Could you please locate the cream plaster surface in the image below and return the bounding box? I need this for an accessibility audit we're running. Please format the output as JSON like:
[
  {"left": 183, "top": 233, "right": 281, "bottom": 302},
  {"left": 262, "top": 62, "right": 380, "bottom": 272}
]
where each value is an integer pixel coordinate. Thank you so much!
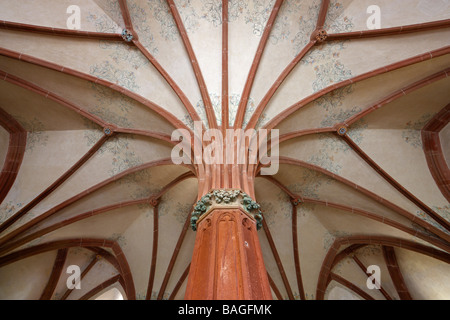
[
  {"left": 357, "top": 78, "right": 450, "bottom": 221},
  {"left": 0, "top": 55, "right": 176, "bottom": 135},
  {"left": 276, "top": 54, "right": 450, "bottom": 134},
  {"left": 1, "top": 130, "right": 94, "bottom": 233},
  {"left": 395, "top": 247, "right": 450, "bottom": 300},
  {"left": 334, "top": 0, "right": 450, "bottom": 31},
  {"left": 263, "top": 30, "right": 450, "bottom": 123},
  {"left": 0, "top": 0, "right": 449, "bottom": 300},
  {"left": 0, "top": 251, "right": 56, "bottom": 299},
  {"left": 331, "top": 256, "right": 386, "bottom": 300},
  {"left": 326, "top": 284, "right": 361, "bottom": 300},
  {"left": 278, "top": 135, "right": 431, "bottom": 224},
  {"left": 0, "top": 30, "right": 189, "bottom": 122},
  {"left": 27, "top": 135, "right": 177, "bottom": 230},
  {"left": 33, "top": 165, "right": 190, "bottom": 233},
  {"left": 0, "top": 0, "right": 122, "bottom": 32},
  {"left": 354, "top": 245, "right": 401, "bottom": 300}
]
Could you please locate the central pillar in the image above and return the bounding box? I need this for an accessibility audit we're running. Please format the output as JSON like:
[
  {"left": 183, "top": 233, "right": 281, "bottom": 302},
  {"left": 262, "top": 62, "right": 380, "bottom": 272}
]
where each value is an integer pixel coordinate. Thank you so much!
[{"left": 185, "top": 190, "right": 272, "bottom": 300}]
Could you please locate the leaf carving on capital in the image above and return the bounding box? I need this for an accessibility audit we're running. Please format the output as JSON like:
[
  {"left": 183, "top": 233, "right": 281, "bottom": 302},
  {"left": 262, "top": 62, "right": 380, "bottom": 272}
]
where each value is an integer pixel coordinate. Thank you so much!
[{"left": 191, "top": 189, "right": 264, "bottom": 231}]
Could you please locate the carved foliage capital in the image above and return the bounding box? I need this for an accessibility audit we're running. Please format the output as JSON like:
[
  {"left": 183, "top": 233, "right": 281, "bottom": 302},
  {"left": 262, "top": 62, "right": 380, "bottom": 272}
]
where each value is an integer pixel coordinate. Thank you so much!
[{"left": 191, "top": 189, "right": 263, "bottom": 231}]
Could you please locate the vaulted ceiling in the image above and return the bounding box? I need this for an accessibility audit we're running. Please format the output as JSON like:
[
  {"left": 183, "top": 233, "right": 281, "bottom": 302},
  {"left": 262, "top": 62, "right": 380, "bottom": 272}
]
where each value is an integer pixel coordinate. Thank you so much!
[{"left": 0, "top": 0, "right": 449, "bottom": 300}]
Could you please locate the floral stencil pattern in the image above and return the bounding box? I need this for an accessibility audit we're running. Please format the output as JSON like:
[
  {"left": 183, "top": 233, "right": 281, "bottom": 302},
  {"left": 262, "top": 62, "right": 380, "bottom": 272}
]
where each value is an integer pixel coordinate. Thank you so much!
[
  {"left": 109, "top": 232, "right": 127, "bottom": 247},
  {"left": 229, "top": 93, "right": 254, "bottom": 127},
  {"left": 308, "top": 152, "right": 343, "bottom": 175},
  {"left": 433, "top": 205, "right": 450, "bottom": 222},
  {"left": 314, "top": 85, "right": 355, "bottom": 112},
  {"left": 83, "top": 129, "right": 149, "bottom": 185},
  {"left": 0, "top": 201, "right": 23, "bottom": 224},
  {"left": 91, "top": 0, "right": 123, "bottom": 28},
  {"left": 244, "top": 0, "right": 276, "bottom": 37},
  {"left": 288, "top": 168, "right": 335, "bottom": 199},
  {"left": 415, "top": 210, "right": 447, "bottom": 233},
  {"left": 14, "top": 117, "right": 49, "bottom": 152},
  {"left": 86, "top": 12, "right": 119, "bottom": 34},
  {"left": 126, "top": 1, "right": 158, "bottom": 53},
  {"left": 88, "top": 8, "right": 151, "bottom": 72},
  {"left": 149, "top": 291, "right": 170, "bottom": 300},
  {"left": 201, "top": 0, "right": 248, "bottom": 26},
  {"left": 90, "top": 61, "right": 140, "bottom": 92},
  {"left": 91, "top": 83, "right": 137, "bottom": 115},
  {"left": 194, "top": 93, "right": 222, "bottom": 127},
  {"left": 312, "top": 61, "right": 352, "bottom": 93},
  {"left": 297, "top": 1, "right": 354, "bottom": 93},
  {"left": 158, "top": 199, "right": 194, "bottom": 224},
  {"left": 323, "top": 230, "right": 351, "bottom": 250},
  {"left": 259, "top": 189, "right": 291, "bottom": 226},
  {"left": 228, "top": 93, "right": 268, "bottom": 128},
  {"left": 402, "top": 113, "right": 434, "bottom": 148},
  {"left": 148, "top": 0, "right": 200, "bottom": 41}
]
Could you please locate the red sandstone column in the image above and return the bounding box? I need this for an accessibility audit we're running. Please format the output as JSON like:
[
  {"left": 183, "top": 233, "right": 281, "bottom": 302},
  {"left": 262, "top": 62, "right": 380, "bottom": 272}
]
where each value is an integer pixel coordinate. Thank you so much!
[{"left": 185, "top": 208, "right": 272, "bottom": 300}]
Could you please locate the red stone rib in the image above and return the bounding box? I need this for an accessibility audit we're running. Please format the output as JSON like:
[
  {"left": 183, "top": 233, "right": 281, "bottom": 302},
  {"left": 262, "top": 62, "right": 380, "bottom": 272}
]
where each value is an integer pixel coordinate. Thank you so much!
[
  {"left": 157, "top": 210, "right": 192, "bottom": 300},
  {"left": 0, "top": 170, "right": 194, "bottom": 256},
  {"left": 291, "top": 204, "right": 306, "bottom": 300},
  {"left": 0, "top": 159, "right": 179, "bottom": 247},
  {"left": 329, "top": 272, "right": 375, "bottom": 300},
  {"left": 382, "top": 246, "right": 413, "bottom": 300},
  {"left": 278, "top": 157, "right": 450, "bottom": 242},
  {"left": 79, "top": 275, "right": 122, "bottom": 300},
  {"left": 266, "top": 271, "right": 284, "bottom": 300},
  {"left": 316, "top": 236, "right": 450, "bottom": 299},
  {"left": 222, "top": 0, "right": 229, "bottom": 132},
  {"left": 326, "top": 19, "right": 450, "bottom": 41},
  {"left": 422, "top": 104, "right": 450, "bottom": 202},
  {"left": 0, "top": 107, "right": 26, "bottom": 204},
  {"left": 40, "top": 248, "right": 68, "bottom": 300},
  {"left": 0, "top": 47, "right": 188, "bottom": 130},
  {"left": 261, "top": 217, "right": 294, "bottom": 300},
  {"left": 316, "top": 0, "right": 330, "bottom": 29},
  {"left": 352, "top": 255, "right": 393, "bottom": 300},
  {"left": 266, "top": 46, "right": 450, "bottom": 130},
  {"left": 341, "top": 134, "right": 450, "bottom": 232},
  {"left": 0, "top": 134, "right": 109, "bottom": 233},
  {"left": 145, "top": 201, "right": 159, "bottom": 300},
  {"left": 167, "top": 0, "right": 218, "bottom": 129},
  {"left": 0, "top": 238, "right": 135, "bottom": 299},
  {"left": 234, "top": 0, "right": 284, "bottom": 129},
  {"left": 60, "top": 254, "right": 99, "bottom": 300},
  {"left": 260, "top": 175, "right": 450, "bottom": 252},
  {"left": 118, "top": 0, "right": 133, "bottom": 31},
  {"left": 168, "top": 263, "right": 190, "bottom": 300},
  {"left": 0, "top": 20, "right": 124, "bottom": 41}
]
